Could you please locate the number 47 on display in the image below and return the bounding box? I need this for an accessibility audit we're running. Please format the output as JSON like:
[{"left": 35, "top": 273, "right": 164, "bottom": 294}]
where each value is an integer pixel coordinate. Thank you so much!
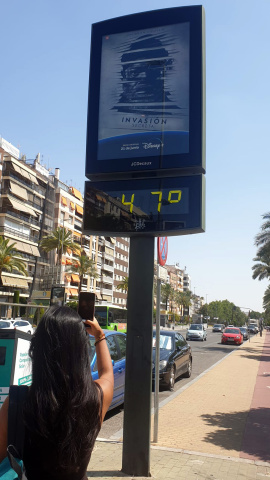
[{"left": 122, "top": 190, "right": 182, "bottom": 213}]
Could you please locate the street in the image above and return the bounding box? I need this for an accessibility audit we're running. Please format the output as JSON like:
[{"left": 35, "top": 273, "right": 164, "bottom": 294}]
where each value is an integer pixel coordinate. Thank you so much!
[{"left": 99, "top": 328, "right": 247, "bottom": 440}]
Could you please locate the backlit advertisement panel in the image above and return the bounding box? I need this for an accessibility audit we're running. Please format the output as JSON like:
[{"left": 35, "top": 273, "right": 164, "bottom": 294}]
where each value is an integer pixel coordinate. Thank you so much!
[
  {"left": 98, "top": 23, "right": 189, "bottom": 161},
  {"left": 86, "top": 6, "right": 205, "bottom": 180}
]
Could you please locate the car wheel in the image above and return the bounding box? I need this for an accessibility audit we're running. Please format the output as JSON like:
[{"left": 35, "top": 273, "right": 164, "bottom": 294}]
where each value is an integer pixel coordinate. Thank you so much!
[
  {"left": 27, "top": 330, "right": 31, "bottom": 334},
  {"left": 184, "top": 359, "right": 192, "bottom": 378},
  {"left": 168, "top": 365, "right": 175, "bottom": 391}
]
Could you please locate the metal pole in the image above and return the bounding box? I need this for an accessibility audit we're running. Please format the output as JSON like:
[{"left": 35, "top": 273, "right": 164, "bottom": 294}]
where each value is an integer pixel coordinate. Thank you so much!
[
  {"left": 59, "top": 221, "right": 65, "bottom": 284},
  {"left": 153, "top": 276, "right": 161, "bottom": 443},
  {"left": 122, "top": 236, "right": 154, "bottom": 477}
]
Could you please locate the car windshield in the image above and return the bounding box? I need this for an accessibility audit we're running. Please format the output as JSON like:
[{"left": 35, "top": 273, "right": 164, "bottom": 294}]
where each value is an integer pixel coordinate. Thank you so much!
[
  {"left": 153, "top": 334, "right": 173, "bottom": 350},
  {"left": 189, "top": 325, "right": 202, "bottom": 330},
  {"left": 240, "top": 328, "right": 247, "bottom": 332},
  {"left": 0, "top": 321, "right": 11, "bottom": 328},
  {"left": 214, "top": 324, "right": 221, "bottom": 328},
  {"left": 224, "top": 328, "right": 239, "bottom": 334}
]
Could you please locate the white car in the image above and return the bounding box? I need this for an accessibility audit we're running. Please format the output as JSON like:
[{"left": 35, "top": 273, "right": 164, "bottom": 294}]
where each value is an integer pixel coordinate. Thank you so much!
[
  {"left": 0, "top": 319, "right": 14, "bottom": 329},
  {"left": 13, "top": 320, "right": 33, "bottom": 335},
  {"left": 186, "top": 324, "right": 207, "bottom": 341}
]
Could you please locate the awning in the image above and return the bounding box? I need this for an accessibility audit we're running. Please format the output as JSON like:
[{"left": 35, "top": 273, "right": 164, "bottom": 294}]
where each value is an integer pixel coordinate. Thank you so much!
[
  {"left": 11, "top": 162, "right": 38, "bottom": 184},
  {"left": 12, "top": 241, "right": 26, "bottom": 253},
  {"left": 27, "top": 171, "right": 39, "bottom": 185},
  {"left": 73, "top": 232, "right": 81, "bottom": 238},
  {"left": 30, "top": 245, "right": 40, "bottom": 257},
  {"left": 71, "top": 187, "right": 83, "bottom": 201},
  {"left": 9, "top": 181, "right": 28, "bottom": 200},
  {"left": 65, "top": 274, "right": 71, "bottom": 282},
  {"left": 70, "top": 201, "right": 75, "bottom": 210},
  {"left": 66, "top": 258, "right": 73, "bottom": 265},
  {"left": 8, "top": 197, "right": 37, "bottom": 217},
  {"left": 96, "top": 194, "right": 106, "bottom": 203},
  {"left": 1, "top": 275, "right": 28, "bottom": 288},
  {"left": 61, "top": 258, "right": 66, "bottom": 265},
  {"left": 109, "top": 237, "right": 116, "bottom": 244},
  {"left": 69, "top": 288, "right": 78, "bottom": 296},
  {"left": 61, "top": 196, "right": 67, "bottom": 206},
  {"left": 95, "top": 292, "right": 102, "bottom": 300},
  {"left": 20, "top": 243, "right": 31, "bottom": 255},
  {"left": 66, "top": 248, "right": 72, "bottom": 255},
  {"left": 71, "top": 274, "right": 80, "bottom": 283},
  {"left": 75, "top": 205, "right": 83, "bottom": 215}
]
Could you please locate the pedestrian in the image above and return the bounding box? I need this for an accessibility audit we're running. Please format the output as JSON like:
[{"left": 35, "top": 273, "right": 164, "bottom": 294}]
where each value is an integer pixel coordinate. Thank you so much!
[{"left": 0, "top": 305, "right": 114, "bottom": 479}]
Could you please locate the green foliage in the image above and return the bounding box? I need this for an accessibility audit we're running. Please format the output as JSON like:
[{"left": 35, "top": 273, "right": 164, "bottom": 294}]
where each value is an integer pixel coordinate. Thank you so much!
[
  {"left": 116, "top": 276, "right": 129, "bottom": 293},
  {"left": 13, "top": 290, "right": 20, "bottom": 317},
  {"left": 39, "top": 227, "right": 80, "bottom": 264},
  {"left": 68, "top": 253, "right": 98, "bottom": 293},
  {"left": 34, "top": 305, "right": 45, "bottom": 325},
  {"left": 66, "top": 299, "right": 78, "bottom": 311},
  {"left": 0, "top": 237, "right": 27, "bottom": 277},
  {"left": 205, "top": 300, "right": 246, "bottom": 326}
]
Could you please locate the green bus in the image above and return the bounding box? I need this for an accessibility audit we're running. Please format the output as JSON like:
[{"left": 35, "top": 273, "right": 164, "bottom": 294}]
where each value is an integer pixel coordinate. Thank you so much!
[{"left": 95, "top": 305, "right": 128, "bottom": 333}]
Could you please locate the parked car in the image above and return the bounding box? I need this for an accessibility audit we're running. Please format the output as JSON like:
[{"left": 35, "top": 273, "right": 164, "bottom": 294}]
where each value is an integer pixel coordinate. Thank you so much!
[
  {"left": 212, "top": 324, "right": 225, "bottom": 333},
  {"left": 221, "top": 327, "right": 243, "bottom": 345},
  {"left": 248, "top": 325, "right": 257, "bottom": 334},
  {"left": 239, "top": 327, "right": 249, "bottom": 340},
  {"left": 0, "top": 319, "right": 14, "bottom": 329},
  {"left": 152, "top": 330, "right": 192, "bottom": 391},
  {"left": 13, "top": 320, "right": 33, "bottom": 335},
  {"left": 89, "top": 329, "right": 126, "bottom": 411},
  {"left": 186, "top": 324, "right": 207, "bottom": 341}
]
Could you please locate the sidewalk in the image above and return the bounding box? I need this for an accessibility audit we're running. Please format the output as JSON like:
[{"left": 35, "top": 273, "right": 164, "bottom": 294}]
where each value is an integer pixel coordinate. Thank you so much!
[{"left": 87, "top": 332, "right": 270, "bottom": 479}]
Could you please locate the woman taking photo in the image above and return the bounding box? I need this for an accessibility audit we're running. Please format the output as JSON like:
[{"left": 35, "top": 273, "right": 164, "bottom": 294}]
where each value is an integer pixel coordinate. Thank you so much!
[{"left": 0, "top": 306, "right": 114, "bottom": 480}]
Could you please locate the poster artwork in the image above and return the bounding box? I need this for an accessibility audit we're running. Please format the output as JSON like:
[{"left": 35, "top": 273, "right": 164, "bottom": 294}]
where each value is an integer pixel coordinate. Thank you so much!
[{"left": 98, "top": 22, "right": 190, "bottom": 161}]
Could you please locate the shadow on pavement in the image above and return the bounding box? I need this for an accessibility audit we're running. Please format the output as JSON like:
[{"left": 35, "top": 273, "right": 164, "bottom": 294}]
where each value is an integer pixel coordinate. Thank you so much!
[
  {"left": 87, "top": 472, "right": 129, "bottom": 478},
  {"left": 240, "top": 353, "right": 270, "bottom": 362},
  {"left": 201, "top": 408, "right": 270, "bottom": 462}
]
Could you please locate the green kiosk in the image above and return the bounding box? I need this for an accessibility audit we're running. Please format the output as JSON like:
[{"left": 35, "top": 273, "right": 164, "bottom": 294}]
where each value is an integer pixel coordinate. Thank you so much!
[{"left": 0, "top": 329, "right": 32, "bottom": 408}]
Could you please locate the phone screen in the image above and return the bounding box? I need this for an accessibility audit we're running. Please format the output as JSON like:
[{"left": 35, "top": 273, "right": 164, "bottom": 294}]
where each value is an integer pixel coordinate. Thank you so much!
[{"left": 78, "top": 292, "right": 96, "bottom": 320}]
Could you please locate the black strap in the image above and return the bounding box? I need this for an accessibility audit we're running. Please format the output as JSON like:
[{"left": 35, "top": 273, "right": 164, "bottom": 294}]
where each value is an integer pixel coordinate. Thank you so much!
[
  {"left": 8, "top": 385, "right": 29, "bottom": 458},
  {"left": 7, "top": 445, "right": 23, "bottom": 480}
]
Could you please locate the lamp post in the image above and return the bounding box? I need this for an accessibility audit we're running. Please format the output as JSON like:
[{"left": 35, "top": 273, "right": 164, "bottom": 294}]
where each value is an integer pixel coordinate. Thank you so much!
[{"left": 59, "top": 219, "right": 65, "bottom": 284}]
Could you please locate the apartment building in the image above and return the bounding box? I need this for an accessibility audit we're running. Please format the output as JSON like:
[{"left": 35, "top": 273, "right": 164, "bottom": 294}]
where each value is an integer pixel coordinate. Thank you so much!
[
  {"left": 113, "top": 237, "right": 129, "bottom": 307},
  {"left": 0, "top": 138, "right": 55, "bottom": 315}
]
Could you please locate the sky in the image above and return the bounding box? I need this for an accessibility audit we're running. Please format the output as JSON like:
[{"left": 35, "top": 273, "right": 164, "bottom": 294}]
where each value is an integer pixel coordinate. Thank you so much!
[{"left": 1, "top": 0, "right": 269, "bottom": 312}]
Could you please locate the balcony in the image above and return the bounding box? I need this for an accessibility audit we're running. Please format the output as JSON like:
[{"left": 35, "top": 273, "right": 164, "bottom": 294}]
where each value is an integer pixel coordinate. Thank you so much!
[
  {"left": 1, "top": 207, "right": 41, "bottom": 227},
  {"left": 103, "top": 252, "right": 114, "bottom": 261},
  {"left": 102, "top": 275, "right": 113, "bottom": 284},
  {"left": 0, "top": 225, "right": 39, "bottom": 244},
  {"left": 101, "top": 263, "right": 114, "bottom": 273},
  {"left": 100, "top": 288, "right": 113, "bottom": 296}
]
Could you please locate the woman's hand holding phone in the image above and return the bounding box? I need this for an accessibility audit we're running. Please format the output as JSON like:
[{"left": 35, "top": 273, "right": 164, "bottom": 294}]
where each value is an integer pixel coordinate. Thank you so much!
[{"left": 84, "top": 318, "right": 104, "bottom": 341}]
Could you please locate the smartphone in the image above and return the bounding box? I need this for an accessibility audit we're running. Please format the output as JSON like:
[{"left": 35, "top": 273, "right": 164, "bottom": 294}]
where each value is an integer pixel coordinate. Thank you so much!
[{"left": 78, "top": 292, "right": 95, "bottom": 321}]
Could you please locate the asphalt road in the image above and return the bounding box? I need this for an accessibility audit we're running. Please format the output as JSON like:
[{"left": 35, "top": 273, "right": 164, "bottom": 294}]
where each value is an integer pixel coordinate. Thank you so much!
[{"left": 99, "top": 328, "right": 251, "bottom": 440}]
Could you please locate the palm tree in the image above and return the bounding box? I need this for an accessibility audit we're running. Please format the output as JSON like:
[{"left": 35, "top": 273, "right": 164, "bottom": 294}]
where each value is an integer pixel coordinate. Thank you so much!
[
  {"left": 252, "top": 244, "right": 270, "bottom": 281},
  {"left": 255, "top": 212, "right": 270, "bottom": 247},
  {"left": 0, "top": 237, "right": 27, "bottom": 279},
  {"left": 175, "top": 291, "right": 191, "bottom": 316},
  {"left": 116, "top": 276, "right": 129, "bottom": 294},
  {"left": 69, "top": 252, "right": 99, "bottom": 293},
  {"left": 161, "top": 283, "right": 174, "bottom": 310},
  {"left": 263, "top": 285, "right": 270, "bottom": 311},
  {"left": 39, "top": 227, "right": 79, "bottom": 265}
]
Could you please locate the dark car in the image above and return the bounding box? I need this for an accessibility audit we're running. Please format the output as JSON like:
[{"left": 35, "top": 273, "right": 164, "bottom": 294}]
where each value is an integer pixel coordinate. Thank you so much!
[
  {"left": 248, "top": 325, "right": 257, "bottom": 335},
  {"left": 239, "top": 327, "right": 249, "bottom": 340},
  {"left": 152, "top": 330, "right": 192, "bottom": 392},
  {"left": 212, "top": 324, "right": 225, "bottom": 333},
  {"left": 89, "top": 329, "right": 126, "bottom": 411}
]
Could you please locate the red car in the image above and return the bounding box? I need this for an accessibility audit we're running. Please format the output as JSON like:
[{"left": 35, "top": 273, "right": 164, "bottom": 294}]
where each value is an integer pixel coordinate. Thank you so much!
[{"left": 221, "top": 327, "right": 243, "bottom": 345}]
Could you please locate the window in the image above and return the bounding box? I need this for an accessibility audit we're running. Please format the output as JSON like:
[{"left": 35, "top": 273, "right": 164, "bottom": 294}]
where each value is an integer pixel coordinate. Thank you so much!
[
  {"left": 116, "top": 335, "right": 126, "bottom": 360},
  {"left": 175, "top": 333, "right": 186, "bottom": 348},
  {"left": 106, "top": 336, "right": 119, "bottom": 362}
]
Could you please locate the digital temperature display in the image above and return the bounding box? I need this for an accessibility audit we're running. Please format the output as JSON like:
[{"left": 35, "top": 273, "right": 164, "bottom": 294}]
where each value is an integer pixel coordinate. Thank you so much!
[{"left": 83, "top": 176, "right": 205, "bottom": 237}]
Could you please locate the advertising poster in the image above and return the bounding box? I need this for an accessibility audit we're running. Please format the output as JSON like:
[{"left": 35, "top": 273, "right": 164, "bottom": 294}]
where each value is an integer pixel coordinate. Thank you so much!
[{"left": 98, "top": 22, "right": 190, "bottom": 161}]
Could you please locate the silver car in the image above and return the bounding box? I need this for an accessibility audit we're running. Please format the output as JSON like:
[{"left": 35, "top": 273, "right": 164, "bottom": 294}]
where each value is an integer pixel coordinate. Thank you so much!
[{"left": 186, "top": 324, "right": 207, "bottom": 341}]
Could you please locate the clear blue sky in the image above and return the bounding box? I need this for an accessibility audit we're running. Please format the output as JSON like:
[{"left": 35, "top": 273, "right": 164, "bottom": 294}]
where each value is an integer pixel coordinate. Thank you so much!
[{"left": 1, "top": 0, "right": 269, "bottom": 312}]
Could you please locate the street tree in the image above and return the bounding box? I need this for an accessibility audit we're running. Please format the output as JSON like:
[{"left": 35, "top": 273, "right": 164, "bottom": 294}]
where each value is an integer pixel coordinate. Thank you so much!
[
  {"left": 39, "top": 227, "right": 79, "bottom": 266},
  {"left": 0, "top": 237, "right": 27, "bottom": 279},
  {"left": 69, "top": 252, "right": 98, "bottom": 293},
  {"left": 161, "top": 283, "right": 174, "bottom": 310},
  {"left": 116, "top": 276, "right": 129, "bottom": 293}
]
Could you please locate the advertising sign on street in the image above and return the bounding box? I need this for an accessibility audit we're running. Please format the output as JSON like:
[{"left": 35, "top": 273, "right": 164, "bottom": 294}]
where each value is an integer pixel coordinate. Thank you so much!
[{"left": 86, "top": 6, "right": 205, "bottom": 180}]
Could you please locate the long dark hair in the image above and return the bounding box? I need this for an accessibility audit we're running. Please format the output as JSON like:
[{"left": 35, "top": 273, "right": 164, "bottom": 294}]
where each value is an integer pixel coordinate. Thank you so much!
[{"left": 23, "top": 306, "right": 102, "bottom": 469}]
